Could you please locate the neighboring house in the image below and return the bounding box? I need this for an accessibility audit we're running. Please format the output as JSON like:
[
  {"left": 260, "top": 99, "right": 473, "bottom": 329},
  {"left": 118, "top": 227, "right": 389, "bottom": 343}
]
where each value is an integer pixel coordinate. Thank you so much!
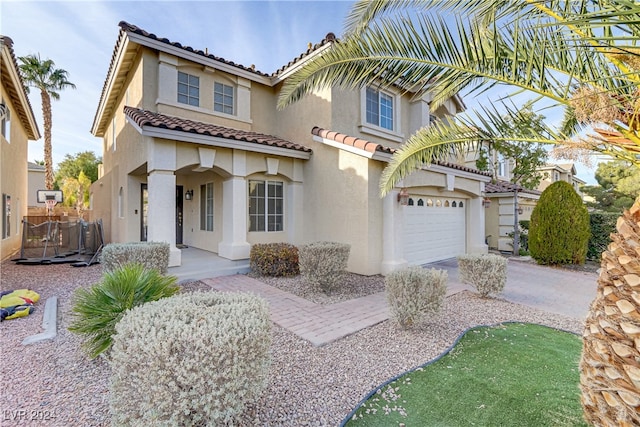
[
  {"left": 484, "top": 180, "right": 540, "bottom": 252},
  {"left": 537, "top": 163, "right": 585, "bottom": 197},
  {"left": 90, "top": 22, "right": 491, "bottom": 275},
  {"left": 27, "top": 161, "right": 46, "bottom": 207},
  {"left": 0, "top": 36, "right": 41, "bottom": 260}
]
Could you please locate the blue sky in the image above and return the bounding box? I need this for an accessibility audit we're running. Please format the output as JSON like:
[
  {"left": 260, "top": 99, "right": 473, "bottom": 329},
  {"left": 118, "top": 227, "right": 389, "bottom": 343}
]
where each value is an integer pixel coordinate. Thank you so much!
[{"left": 2, "top": 0, "right": 598, "bottom": 183}]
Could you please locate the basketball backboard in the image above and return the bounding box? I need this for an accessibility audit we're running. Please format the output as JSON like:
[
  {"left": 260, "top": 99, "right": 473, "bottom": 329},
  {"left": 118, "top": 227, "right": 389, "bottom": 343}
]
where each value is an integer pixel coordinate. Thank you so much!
[{"left": 36, "top": 190, "right": 63, "bottom": 203}]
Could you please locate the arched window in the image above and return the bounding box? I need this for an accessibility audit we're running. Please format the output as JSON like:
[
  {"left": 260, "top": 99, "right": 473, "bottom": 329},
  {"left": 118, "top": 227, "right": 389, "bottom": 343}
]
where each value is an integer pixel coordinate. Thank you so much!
[
  {"left": 452, "top": 201, "right": 457, "bottom": 207},
  {"left": 444, "top": 200, "right": 450, "bottom": 207},
  {"left": 436, "top": 199, "right": 442, "bottom": 207},
  {"left": 459, "top": 201, "right": 464, "bottom": 208},
  {"left": 408, "top": 198, "right": 415, "bottom": 206},
  {"left": 417, "top": 199, "right": 424, "bottom": 206}
]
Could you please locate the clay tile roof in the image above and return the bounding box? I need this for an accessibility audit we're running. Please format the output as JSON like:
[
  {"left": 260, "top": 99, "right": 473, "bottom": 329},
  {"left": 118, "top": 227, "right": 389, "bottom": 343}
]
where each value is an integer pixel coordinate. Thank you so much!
[
  {"left": 311, "top": 126, "right": 490, "bottom": 176},
  {"left": 312, "top": 126, "right": 395, "bottom": 154},
  {"left": 118, "top": 21, "right": 271, "bottom": 77},
  {"left": 125, "top": 107, "right": 312, "bottom": 154},
  {"left": 485, "top": 180, "right": 541, "bottom": 196},
  {"left": 273, "top": 32, "right": 337, "bottom": 77},
  {"left": 0, "top": 35, "right": 40, "bottom": 140}
]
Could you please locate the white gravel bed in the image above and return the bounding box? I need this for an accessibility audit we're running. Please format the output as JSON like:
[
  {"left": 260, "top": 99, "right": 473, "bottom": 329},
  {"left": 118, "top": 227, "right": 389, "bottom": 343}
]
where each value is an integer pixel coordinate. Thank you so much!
[{"left": 1, "top": 260, "right": 584, "bottom": 426}]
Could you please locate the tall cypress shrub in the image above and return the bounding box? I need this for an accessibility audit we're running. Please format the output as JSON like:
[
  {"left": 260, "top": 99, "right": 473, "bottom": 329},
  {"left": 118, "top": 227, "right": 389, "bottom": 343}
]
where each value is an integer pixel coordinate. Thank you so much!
[{"left": 529, "top": 181, "right": 590, "bottom": 265}]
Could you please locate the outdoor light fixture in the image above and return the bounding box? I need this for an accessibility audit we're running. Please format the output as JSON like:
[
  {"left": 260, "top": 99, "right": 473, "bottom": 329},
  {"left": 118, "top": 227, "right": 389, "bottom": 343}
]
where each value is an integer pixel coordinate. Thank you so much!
[
  {"left": 518, "top": 207, "right": 524, "bottom": 215},
  {"left": 397, "top": 188, "right": 410, "bottom": 206},
  {"left": 185, "top": 189, "right": 194, "bottom": 200},
  {"left": 482, "top": 197, "right": 491, "bottom": 208}
]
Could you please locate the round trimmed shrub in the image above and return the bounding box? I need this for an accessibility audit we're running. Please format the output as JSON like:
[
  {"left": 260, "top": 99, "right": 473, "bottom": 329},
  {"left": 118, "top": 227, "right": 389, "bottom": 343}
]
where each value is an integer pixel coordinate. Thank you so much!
[
  {"left": 529, "top": 181, "right": 590, "bottom": 265},
  {"left": 250, "top": 243, "right": 299, "bottom": 276},
  {"left": 385, "top": 266, "right": 447, "bottom": 329},
  {"left": 457, "top": 253, "right": 507, "bottom": 297},
  {"left": 110, "top": 291, "right": 272, "bottom": 426},
  {"left": 299, "top": 241, "right": 350, "bottom": 293}
]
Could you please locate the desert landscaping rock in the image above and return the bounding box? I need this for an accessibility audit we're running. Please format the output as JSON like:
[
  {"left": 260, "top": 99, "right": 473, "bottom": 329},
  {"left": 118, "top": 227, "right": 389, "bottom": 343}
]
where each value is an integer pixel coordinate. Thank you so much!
[{"left": 1, "top": 261, "right": 583, "bottom": 426}]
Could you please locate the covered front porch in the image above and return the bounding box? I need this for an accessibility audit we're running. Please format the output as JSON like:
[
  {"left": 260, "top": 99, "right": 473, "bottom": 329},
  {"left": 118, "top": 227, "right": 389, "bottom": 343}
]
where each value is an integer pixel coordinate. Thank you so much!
[{"left": 167, "top": 246, "right": 250, "bottom": 282}]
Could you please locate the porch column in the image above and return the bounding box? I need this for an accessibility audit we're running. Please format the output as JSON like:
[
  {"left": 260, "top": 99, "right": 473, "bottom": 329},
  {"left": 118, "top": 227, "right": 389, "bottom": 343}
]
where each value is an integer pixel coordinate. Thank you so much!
[
  {"left": 218, "top": 177, "right": 251, "bottom": 260},
  {"left": 468, "top": 195, "right": 489, "bottom": 255},
  {"left": 147, "top": 170, "right": 181, "bottom": 266},
  {"left": 380, "top": 189, "right": 408, "bottom": 275},
  {"left": 287, "top": 159, "right": 304, "bottom": 245}
]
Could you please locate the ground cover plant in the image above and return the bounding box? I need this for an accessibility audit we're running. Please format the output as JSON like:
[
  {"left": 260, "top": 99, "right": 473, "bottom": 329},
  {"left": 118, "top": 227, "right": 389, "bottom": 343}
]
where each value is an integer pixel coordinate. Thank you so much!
[{"left": 346, "top": 323, "right": 586, "bottom": 427}]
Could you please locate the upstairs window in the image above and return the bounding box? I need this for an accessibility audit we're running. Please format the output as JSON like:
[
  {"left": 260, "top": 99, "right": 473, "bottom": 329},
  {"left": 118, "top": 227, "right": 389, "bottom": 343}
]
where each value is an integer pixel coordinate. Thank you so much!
[
  {"left": 497, "top": 153, "right": 506, "bottom": 177},
  {"left": 214, "top": 82, "right": 234, "bottom": 115},
  {"left": 1, "top": 106, "right": 10, "bottom": 143},
  {"left": 366, "top": 87, "right": 393, "bottom": 130},
  {"left": 178, "top": 71, "right": 199, "bottom": 106},
  {"left": 249, "top": 180, "right": 283, "bottom": 232}
]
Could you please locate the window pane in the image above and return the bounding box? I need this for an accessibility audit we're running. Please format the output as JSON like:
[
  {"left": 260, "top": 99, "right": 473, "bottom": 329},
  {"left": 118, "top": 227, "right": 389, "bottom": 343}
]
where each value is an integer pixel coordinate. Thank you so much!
[
  {"left": 178, "top": 72, "right": 188, "bottom": 83},
  {"left": 366, "top": 87, "right": 379, "bottom": 125},
  {"left": 200, "top": 185, "right": 206, "bottom": 230},
  {"left": 380, "top": 93, "right": 393, "bottom": 130}
]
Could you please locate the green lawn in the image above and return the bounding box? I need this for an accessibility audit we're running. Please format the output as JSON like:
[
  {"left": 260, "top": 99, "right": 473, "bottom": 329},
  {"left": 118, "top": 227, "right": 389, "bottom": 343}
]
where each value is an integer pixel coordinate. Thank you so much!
[{"left": 345, "top": 323, "right": 587, "bottom": 427}]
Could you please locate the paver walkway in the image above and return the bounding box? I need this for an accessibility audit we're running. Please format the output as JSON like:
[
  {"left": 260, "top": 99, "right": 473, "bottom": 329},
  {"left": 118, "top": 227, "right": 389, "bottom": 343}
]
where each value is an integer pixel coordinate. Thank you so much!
[{"left": 201, "top": 275, "right": 470, "bottom": 346}]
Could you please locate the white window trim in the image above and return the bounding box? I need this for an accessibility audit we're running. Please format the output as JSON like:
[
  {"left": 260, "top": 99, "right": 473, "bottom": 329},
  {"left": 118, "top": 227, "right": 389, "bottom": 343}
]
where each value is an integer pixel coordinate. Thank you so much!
[
  {"left": 177, "top": 71, "right": 200, "bottom": 107},
  {"left": 214, "top": 81, "right": 235, "bottom": 116},
  {"left": 248, "top": 179, "right": 285, "bottom": 233},
  {"left": 1, "top": 106, "right": 10, "bottom": 144},
  {"left": 359, "top": 86, "right": 404, "bottom": 143},
  {"left": 200, "top": 182, "right": 214, "bottom": 232}
]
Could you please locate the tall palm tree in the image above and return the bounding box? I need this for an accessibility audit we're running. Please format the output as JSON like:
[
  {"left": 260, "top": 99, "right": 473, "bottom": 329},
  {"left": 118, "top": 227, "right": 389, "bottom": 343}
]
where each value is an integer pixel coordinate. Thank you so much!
[
  {"left": 18, "top": 54, "right": 75, "bottom": 190},
  {"left": 278, "top": 1, "right": 640, "bottom": 425}
]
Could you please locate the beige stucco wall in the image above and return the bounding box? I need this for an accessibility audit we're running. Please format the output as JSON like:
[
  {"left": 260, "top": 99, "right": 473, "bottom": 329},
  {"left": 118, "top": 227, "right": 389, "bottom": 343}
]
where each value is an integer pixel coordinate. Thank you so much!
[{"left": 1, "top": 88, "right": 30, "bottom": 259}]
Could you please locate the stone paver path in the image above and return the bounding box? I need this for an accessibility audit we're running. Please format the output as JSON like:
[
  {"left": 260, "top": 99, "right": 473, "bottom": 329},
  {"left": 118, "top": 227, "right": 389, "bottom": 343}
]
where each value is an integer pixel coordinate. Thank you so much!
[
  {"left": 202, "top": 275, "right": 390, "bottom": 346},
  {"left": 201, "top": 275, "right": 471, "bottom": 346}
]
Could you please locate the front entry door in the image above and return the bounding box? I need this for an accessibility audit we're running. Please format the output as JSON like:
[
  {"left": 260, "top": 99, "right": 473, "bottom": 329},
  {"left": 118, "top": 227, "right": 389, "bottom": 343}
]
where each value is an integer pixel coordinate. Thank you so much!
[{"left": 176, "top": 186, "right": 183, "bottom": 246}]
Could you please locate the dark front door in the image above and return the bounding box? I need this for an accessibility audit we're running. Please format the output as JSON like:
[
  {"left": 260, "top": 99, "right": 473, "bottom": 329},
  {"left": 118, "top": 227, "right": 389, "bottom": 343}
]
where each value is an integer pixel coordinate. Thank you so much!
[{"left": 176, "top": 186, "right": 183, "bottom": 246}]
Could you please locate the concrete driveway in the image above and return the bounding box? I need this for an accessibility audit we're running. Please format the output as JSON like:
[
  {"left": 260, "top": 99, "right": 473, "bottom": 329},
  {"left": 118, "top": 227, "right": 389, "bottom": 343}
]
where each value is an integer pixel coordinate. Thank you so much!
[{"left": 426, "top": 257, "right": 599, "bottom": 320}]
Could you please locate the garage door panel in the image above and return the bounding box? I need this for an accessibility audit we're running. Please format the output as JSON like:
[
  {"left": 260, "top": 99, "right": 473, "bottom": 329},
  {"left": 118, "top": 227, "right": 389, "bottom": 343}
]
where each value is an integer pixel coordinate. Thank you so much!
[{"left": 403, "top": 199, "right": 466, "bottom": 265}]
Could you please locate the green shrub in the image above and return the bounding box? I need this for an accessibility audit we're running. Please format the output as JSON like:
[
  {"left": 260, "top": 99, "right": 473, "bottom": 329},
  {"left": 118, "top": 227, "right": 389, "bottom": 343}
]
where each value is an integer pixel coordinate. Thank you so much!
[
  {"left": 110, "top": 291, "right": 271, "bottom": 426},
  {"left": 457, "top": 254, "right": 507, "bottom": 298},
  {"left": 250, "top": 243, "right": 299, "bottom": 276},
  {"left": 529, "top": 181, "right": 590, "bottom": 265},
  {"left": 68, "top": 263, "right": 179, "bottom": 359},
  {"left": 299, "top": 241, "right": 350, "bottom": 293},
  {"left": 587, "top": 212, "right": 618, "bottom": 261},
  {"left": 100, "top": 241, "right": 170, "bottom": 274},
  {"left": 385, "top": 267, "right": 447, "bottom": 329}
]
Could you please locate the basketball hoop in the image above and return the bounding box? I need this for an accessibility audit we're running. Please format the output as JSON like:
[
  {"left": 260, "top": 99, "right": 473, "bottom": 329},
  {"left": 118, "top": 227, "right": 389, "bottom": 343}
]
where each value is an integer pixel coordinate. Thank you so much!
[{"left": 45, "top": 199, "right": 57, "bottom": 216}]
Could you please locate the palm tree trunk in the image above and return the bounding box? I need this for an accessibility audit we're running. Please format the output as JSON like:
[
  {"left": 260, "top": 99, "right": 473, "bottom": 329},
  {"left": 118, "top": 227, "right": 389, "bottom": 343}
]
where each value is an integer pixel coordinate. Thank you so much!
[
  {"left": 40, "top": 89, "right": 54, "bottom": 190},
  {"left": 580, "top": 197, "right": 640, "bottom": 426}
]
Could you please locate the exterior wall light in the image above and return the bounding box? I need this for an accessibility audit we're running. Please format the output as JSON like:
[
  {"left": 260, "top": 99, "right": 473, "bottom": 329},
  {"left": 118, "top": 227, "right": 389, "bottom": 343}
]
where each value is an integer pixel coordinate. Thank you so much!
[
  {"left": 397, "top": 188, "right": 410, "bottom": 206},
  {"left": 185, "top": 189, "right": 194, "bottom": 200},
  {"left": 482, "top": 197, "right": 491, "bottom": 208},
  {"left": 518, "top": 206, "right": 524, "bottom": 215}
]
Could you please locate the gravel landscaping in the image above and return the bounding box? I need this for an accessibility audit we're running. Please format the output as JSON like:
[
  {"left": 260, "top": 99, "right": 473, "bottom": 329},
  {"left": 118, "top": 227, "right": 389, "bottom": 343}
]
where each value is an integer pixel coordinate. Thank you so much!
[{"left": 1, "top": 260, "right": 584, "bottom": 426}]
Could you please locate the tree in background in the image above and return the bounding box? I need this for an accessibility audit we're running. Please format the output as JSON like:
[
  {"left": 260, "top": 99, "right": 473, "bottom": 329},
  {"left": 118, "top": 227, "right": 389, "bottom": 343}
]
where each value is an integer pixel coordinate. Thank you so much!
[
  {"left": 60, "top": 172, "right": 91, "bottom": 216},
  {"left": 54, "top": 151, "right": 101, "bottom": 188},
  {"left": 529, "top": 181, "right": 590, "bottom": 265},
  {"left": 278, "top": 1, "right": 640, "bottom": 424},
  {"left": 54, "top": 151, "right": 101, "bottom": 213},
  {"left": 582, "top": 160, "right": 640, "bottom": 212},
  {"left": 476, "top": 105, "right": 549, "bottom": 190},
  {"left": 18, "top": 54, "right": 75, "bottom": 190}
]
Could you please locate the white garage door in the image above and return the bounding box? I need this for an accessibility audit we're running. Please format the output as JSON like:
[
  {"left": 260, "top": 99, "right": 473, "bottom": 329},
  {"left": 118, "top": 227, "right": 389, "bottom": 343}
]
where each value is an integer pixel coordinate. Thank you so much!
[{"left": 403, "top": 196, "right": 466, "bottom": 265}]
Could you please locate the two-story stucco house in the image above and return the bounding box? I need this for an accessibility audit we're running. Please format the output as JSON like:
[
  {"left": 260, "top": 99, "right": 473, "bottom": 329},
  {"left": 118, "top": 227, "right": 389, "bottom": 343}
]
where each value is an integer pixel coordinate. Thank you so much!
[
  {"left": 90, "top": 22, "right": 491, "bottom": 275},
  {"left": 537, "top": 163, "right": 585, "bottom": 197},
  {"left": 1, "top": 36, "right": 41, "bottom": 260}
]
